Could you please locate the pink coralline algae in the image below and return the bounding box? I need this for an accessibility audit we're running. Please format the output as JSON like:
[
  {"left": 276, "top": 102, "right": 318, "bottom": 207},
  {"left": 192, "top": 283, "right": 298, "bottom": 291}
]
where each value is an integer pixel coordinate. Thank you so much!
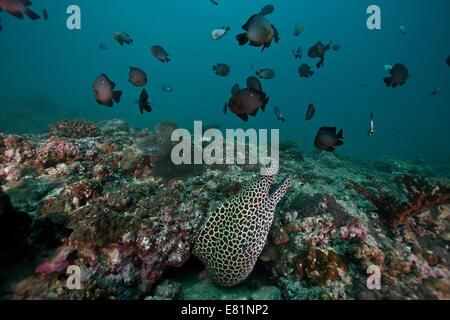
[
  {"left": 340, "top": 219, "right": 367, "bottom": 240},
  {"left": 35, "top": 249, "right": 73, "bottom": 276},
  {"left": 37, "top": 139, "right": 80, "bottom": 158}
]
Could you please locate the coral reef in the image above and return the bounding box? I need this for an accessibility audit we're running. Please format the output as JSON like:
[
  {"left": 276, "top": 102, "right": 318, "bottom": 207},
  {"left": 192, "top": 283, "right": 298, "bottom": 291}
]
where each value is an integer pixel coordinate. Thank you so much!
[
  {"left": 0, "top": 119, "right": 448, "bottom": 300},
  {"left": 350, "top": 175, "right": 450, "bottom": 228},
  {"left": 50, "top": 120, "right": 100, "bottom": 139}
]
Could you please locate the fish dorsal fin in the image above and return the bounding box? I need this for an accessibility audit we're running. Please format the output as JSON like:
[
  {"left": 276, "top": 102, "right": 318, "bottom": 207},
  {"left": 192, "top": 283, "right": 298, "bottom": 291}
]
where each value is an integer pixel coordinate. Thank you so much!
[
  {"left": 246, "top": 76, "right": 262, "bottom": 92},
  {"left": 231, "top": 84, "right": 240, "bottom": 95},
  {"left": 192, "top": 203, "right": 229, "bottom": 264},
  {"left": 242, "top": 14, "right": 258, "bottom": 31}
]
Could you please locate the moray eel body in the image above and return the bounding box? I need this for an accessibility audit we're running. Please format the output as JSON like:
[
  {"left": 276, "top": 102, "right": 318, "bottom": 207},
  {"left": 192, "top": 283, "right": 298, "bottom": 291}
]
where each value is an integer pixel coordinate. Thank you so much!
[{"left": 193, "top": 167, "right": 291, "bottom": 287}]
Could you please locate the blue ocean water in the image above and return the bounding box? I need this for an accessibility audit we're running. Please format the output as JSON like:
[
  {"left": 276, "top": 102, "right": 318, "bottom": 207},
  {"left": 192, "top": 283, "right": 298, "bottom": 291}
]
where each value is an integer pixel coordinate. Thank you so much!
[{"left": 0, "top": 0, "right": 449, "bottom": 162}]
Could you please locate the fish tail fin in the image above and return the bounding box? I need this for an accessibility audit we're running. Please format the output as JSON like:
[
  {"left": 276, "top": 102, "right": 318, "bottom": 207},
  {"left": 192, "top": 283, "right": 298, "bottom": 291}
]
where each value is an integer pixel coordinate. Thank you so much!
[
  {"left": 383, "top": 77, "right": 392, "bottom": 87},
  {"left": 316, "top": 59, "right": 324, "bottom": 69},
  {"left": 255, "top": 71, "right": 260, "bottom": 76},
  {"left": 238, "top": 113, "right": 249, "bottom": 122},
  {"left": 236, "top": 33, "right": 249, "bottom": 46},
  {"left": 281, "top": 117, "right": 285, "bottom": 123},
  {"left": 25, "top": 9, "right": 40, "bottom": 20},
  {"left": 226, "top": 26, "right": 231, "bottom": 31},
  {"left": 309, "top": 70, "right": 314, "bottom": 76},
  {"left": 261, "top": 96, "right": 269, "bottom": 112},
  {"left": 112, "top": 91, "right": 122, "bottom": 103},
  {"left": 337, "top": 129, "right": 343, "bottom": 139},
  {"left": 165, "top": 58, "right": 170, "bottom": 63},
  {"left": 143, "top": 103, "right": 152, "bottom": 113}
]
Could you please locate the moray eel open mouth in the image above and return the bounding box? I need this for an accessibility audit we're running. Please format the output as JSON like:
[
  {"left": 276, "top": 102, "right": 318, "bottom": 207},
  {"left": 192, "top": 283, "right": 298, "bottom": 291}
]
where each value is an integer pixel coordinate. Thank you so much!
[
  {"left": 193, "top": 168, "right": 291, "bottom": 287},
  {"left": 269, "top": 175, "right": 291, "bottom": 199}
]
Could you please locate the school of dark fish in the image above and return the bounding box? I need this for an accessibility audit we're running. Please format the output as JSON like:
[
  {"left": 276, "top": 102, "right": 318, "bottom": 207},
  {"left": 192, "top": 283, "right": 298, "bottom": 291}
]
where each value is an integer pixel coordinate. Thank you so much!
[{"left": 1, "top": 1, "right": 447, "bottom": 153}]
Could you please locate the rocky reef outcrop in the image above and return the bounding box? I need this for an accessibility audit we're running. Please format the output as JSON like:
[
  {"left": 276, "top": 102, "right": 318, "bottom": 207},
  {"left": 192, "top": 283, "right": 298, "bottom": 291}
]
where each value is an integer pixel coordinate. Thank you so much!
[{"left": 0, "top": 119, "right": 448, "bottom": 300}]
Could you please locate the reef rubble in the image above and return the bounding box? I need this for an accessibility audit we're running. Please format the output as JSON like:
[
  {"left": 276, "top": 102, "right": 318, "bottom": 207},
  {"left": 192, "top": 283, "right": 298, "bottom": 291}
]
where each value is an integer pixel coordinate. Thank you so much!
[{"left": 0, "top": 119, "right": 448, "bottom": 300}]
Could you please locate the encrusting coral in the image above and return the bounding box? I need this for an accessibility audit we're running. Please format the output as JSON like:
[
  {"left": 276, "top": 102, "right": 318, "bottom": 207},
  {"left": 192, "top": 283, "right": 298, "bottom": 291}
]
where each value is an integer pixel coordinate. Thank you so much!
[{"left": 350, "top": 175, "right": 450, "bottom": 228}]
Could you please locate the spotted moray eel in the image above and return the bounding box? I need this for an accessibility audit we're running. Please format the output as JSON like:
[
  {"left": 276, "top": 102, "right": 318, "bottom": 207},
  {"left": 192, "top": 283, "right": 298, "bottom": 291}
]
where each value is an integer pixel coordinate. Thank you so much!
[{"left": 193, "top": 167, "right": 291, "bottom": 287}]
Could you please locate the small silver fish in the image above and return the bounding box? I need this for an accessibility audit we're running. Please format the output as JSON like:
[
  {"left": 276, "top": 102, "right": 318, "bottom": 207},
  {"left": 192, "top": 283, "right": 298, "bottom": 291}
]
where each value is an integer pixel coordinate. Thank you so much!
[
  {"left": 430, "top": 87, "right": 440, "bottom": 96},
  {"left": 274, "top": 106, "right": 285, "bottom": 122},
  {"left": 368, "top": 112, "right": 374, "bottom": 136},
  {"left": 162, "top": 85, "right": 173, "bottom": 93},
  {"left": 211, "top": 26, "right": 230, "bottom": 40}
]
